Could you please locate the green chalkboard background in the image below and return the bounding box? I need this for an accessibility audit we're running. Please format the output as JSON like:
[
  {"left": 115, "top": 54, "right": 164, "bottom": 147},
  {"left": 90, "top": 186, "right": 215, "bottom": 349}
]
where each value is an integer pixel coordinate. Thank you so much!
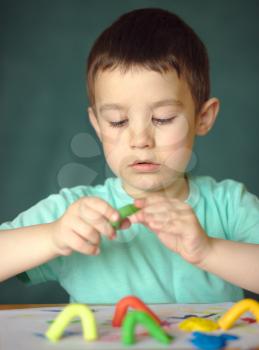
[{"left": 1, "top": 0, "right": 259, "bottom": 303}]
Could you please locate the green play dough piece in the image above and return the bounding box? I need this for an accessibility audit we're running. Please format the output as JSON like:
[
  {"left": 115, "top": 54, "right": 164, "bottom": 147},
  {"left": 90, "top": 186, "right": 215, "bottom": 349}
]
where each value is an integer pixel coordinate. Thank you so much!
[
  {"left": 111, "top": 204, "right": 139, "bottom": 229},
  {"left": 122, "top": 311, "right": 173, "bottom": 345}
]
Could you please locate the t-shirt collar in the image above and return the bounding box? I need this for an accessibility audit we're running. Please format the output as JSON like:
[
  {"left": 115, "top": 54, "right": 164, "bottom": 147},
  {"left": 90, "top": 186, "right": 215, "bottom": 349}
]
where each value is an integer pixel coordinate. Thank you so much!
[{"left": 111, "top": 173, "right": 200, "bottom": 208}]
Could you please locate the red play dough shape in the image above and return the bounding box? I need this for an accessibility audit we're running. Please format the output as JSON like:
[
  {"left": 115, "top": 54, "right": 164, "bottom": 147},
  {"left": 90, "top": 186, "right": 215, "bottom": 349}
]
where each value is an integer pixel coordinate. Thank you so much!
[{"left": 112, "top": 295, "right": 161, "bottom": 327}]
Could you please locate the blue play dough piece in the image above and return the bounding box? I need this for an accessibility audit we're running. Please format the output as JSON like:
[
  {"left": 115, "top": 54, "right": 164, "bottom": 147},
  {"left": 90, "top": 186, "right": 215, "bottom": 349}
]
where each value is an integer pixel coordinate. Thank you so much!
[
  {"left": 190, "top": 332, "right": 239, "bottom": 350},
  {"left": 221, "top": 333, "right": 239, "bottom": 341}
]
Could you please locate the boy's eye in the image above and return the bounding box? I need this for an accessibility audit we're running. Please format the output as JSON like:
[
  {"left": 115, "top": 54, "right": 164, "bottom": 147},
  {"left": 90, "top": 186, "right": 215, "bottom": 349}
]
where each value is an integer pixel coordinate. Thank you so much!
[
  {"left": 109, "top": 120, "right": 128, "bottom": 128},
  {"left": 152, "top": 116, "right": 176, "bottom": 125},
  {"left": 108, "top": 116, "right": 176, "bottom": 128}
]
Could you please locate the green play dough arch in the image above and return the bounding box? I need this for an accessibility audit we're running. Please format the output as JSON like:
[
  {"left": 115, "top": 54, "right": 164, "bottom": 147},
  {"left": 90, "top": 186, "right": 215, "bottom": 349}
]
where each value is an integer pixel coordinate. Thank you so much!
[{"left": 122, "top": 311, "right": 173, "bottom": 345}]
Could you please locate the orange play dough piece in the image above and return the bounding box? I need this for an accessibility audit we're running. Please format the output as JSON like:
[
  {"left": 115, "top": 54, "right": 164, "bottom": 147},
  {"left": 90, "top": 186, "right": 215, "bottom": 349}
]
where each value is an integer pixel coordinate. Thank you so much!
[
  {"left": 112, "top": 295, "right": 161, "bottom": 327},
  {"left": 218, "top": 298, "right": 259, "bottom": 330}
]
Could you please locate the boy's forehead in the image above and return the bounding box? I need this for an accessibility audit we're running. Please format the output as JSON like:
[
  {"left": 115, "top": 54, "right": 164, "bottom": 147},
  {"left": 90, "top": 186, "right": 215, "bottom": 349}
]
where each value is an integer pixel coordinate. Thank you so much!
[
  {"left": 93, "top": 67, "right": 194, "bottom": 112},
  {"left": 95, "top": 67, "right": 179, "bottom": 87},
  {"left": 98, "top": 98, "right": 184, "bottom": 114}
]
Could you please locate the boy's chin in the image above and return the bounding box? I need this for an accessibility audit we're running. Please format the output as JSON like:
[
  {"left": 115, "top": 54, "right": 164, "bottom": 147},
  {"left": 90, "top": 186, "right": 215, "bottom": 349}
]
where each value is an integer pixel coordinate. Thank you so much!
[{"left": 122, "top": 175, "right": 177, "bottom": 195}]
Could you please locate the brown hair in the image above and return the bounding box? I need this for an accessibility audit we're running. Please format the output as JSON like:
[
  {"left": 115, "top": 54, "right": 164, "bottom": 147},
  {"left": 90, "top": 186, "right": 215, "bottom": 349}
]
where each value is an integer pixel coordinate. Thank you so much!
[{"left": 86, "top": 8, "right": 210, "bottom": 114}]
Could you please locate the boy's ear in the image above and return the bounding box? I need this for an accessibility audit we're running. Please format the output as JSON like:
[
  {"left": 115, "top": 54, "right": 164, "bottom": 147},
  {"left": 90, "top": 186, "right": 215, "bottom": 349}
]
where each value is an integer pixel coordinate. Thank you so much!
[
  {"left": 195, "top": 97, "right": 220, "bottom": 136},
  {"left": 88, "top": 107, "right": 102, "bottom": 142}
]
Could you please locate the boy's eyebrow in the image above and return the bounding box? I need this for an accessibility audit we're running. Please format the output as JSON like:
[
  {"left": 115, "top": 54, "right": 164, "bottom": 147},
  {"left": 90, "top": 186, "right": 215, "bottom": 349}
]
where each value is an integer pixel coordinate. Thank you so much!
[{"left": 99, "top": 99, "right": 183, "bottom": 113}]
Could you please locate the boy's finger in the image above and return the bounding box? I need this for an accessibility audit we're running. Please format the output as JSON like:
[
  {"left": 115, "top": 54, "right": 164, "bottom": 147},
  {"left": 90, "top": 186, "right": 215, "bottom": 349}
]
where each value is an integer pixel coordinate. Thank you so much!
[
  {"left": 119, "top": 218, "right": 131, "bottom": 230},
  {"left": 80, "top": 221, "right": 101, "bottom": 246},
  {"left": 74, "top": 217, "right": 100, "bottom": 245},
  {"left": 134, "top": 198, "right": 146, "bottom": 208},
  {"left": 128, "top": 210, "right": 145, "bottom": 224},
  {"left": 79, "top": 204, "right": 115, "bottom": 239},
  {"left": 82, "top": 197, "right": 120, "bottom": 222},
  {"left": 69, "top": 234, "right": 100, "bottom": 256}
]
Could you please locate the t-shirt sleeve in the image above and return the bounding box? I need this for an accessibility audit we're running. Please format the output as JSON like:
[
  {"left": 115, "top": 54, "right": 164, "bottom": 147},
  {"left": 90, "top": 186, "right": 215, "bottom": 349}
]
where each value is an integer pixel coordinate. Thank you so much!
[
  {"left": 227, "top": 181, "right": 259, "bottom": 243},
  {"left": 0, "top": 188, "right": 82, "bottom": 285}
]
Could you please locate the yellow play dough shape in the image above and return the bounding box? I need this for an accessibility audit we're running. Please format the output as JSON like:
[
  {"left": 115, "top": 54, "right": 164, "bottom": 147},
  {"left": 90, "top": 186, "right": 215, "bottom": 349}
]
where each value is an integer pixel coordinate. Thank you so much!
[
  {"left": 218, "top": 298, "right": 259, "bottom": 330},
  {"left": 179, "top": 317, "right": 219, "bottom": 332},
  {"left": 45, "top": 304, "right": 98, "bottom": 342}
]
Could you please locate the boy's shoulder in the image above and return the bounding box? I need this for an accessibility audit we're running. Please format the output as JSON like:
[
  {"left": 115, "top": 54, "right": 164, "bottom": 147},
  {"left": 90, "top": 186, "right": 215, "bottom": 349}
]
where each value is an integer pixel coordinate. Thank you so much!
[
  {"left": 0, "top": 177, "right": 124, "bottom": 230},
  {"left": 190, "top": 174, "right": 247, "bottom": 194},
  {"left": 189, "top": 174, "right": 259, "bottom": 241},
  {"left": 188, "top": 174, "right": 255, "bottom": 208},
  {"left": 61, "top": 176, "right": 124, "bottom": 203}
]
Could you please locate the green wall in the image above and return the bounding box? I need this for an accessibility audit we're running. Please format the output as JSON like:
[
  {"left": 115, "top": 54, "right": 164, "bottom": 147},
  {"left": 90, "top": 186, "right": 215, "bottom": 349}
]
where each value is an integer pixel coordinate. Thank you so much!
[{"left": 1, "top": 0, "right": 259, "bottom": 303}]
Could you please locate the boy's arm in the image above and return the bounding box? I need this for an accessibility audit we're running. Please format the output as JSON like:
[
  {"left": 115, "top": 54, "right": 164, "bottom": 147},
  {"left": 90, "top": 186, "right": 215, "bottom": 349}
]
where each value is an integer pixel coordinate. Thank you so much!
[
  {"left": 0, "top": 223, "right": 59, "bottom": 282},
  {"left": 198, "top": 238, "right": 259, "bottom": 294},
  {"left": 130, "top": 196, "right": 259, "bottom": 295},
  {"left": 0, "top": 196, "right": 119, "bottom": 283}
]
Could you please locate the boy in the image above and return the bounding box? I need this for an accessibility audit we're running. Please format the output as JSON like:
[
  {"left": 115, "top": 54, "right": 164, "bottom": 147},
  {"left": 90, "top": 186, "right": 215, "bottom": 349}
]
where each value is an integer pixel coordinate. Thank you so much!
[{"left": 1, "top": 8, "right": 259, "bottom": 304}]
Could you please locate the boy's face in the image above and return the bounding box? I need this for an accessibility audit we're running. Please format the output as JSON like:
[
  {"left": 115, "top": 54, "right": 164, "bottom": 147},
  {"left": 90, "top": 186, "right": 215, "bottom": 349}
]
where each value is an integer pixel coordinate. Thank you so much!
[{"left": 88, "top": 67, "right": 217, "bottom": 198}]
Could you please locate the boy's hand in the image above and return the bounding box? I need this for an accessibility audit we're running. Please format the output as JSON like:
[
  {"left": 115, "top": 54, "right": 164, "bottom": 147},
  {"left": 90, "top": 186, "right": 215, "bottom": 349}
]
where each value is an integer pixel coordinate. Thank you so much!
[
  {"left": 50, "top": 197, "right": 120, "bottom": 256},
  {"left": 129, "top": 196, "right": 212, "bottom": 265}
]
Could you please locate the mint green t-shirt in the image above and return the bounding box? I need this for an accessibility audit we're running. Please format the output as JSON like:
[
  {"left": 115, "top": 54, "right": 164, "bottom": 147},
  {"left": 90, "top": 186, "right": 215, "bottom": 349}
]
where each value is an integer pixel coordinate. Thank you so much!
[{"left": 1, "top": 174, "right": 259, "bottom": 304}]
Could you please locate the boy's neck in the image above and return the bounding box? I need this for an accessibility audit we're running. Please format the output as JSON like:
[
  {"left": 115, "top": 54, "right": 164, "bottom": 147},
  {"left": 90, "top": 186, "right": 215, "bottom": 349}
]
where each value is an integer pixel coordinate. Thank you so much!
[{"left": 122, "top": 174, "right": 190, "bottom": 202}]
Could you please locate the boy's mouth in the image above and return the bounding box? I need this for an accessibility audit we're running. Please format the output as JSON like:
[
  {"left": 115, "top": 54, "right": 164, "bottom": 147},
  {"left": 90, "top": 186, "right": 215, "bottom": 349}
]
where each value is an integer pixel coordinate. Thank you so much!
[{"left": 130, "top": 160, "right": 161, "bottom": 172}]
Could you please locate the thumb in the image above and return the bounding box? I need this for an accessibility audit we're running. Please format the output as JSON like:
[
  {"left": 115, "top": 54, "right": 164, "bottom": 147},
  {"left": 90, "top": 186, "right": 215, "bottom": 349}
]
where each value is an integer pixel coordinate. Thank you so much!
[
  {"left": 119, "top": 218, "right": 131, "bottom": 230},
  {"left": 134, "top": 198, "right": 146, "bottom": 208},
  {"left": 128, "top": 210, "right": 145, "bottom": 224}
]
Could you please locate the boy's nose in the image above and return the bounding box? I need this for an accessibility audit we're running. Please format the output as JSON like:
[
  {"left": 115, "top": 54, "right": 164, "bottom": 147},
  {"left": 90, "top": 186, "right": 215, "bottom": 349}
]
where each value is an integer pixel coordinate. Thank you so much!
[{"left": 129, "top": 127, "right": 154, "bottom": 149}]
